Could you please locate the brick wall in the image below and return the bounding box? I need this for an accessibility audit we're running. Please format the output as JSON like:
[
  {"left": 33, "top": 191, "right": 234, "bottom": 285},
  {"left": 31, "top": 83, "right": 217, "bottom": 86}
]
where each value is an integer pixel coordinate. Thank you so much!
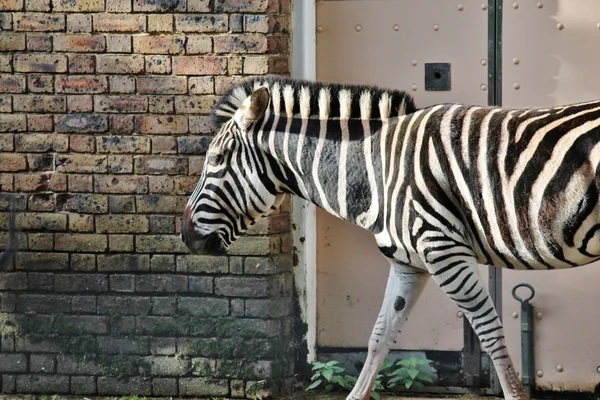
[{"left": 0, "top": 0, "right": 296, "bottom": 397}]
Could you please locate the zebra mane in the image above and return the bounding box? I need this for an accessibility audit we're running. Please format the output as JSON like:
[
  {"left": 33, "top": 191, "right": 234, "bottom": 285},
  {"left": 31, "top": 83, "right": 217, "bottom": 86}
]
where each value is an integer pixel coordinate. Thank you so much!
[{"left": 210, "top": 75, "right": 418, "bottom": 130}]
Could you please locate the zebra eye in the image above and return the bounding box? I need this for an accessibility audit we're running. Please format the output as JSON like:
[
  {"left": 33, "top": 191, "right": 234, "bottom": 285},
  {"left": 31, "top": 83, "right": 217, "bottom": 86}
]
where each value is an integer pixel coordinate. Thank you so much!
[{"left": 208, "top": 154, "right": 224, "bottom": 166}]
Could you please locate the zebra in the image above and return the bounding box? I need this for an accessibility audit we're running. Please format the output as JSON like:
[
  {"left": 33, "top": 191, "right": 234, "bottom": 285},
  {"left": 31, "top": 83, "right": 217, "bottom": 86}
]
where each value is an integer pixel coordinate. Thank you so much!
[{"left": 181, "top": 74, "right": 600, "bottom": 400}]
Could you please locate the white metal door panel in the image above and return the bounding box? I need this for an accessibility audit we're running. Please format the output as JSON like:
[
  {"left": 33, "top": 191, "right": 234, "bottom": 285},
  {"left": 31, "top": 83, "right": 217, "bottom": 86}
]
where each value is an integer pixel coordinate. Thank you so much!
[
  {"left": 315, "top": 0, "right": 488, "bottom": 350},
  {"left": 502, "top": 0, "right": 600, "bottom": 391}
]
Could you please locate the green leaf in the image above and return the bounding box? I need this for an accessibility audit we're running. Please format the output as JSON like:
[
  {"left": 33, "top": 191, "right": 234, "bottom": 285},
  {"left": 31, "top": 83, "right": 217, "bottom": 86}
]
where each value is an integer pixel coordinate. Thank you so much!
[
  {"left": 325, "top": 384, "right": 334, "bottom": 392},
  {"left": 397, "top": 359, "right": 412, "bottom": 367},
  {"left": 322, "top": 368, "right": 333, "bottom": 382},
  {"left": 405, "top": 380, "right": 413, "bottom": 389},
  {"left": 306, "top": 379, "right": 322, "bottom": 391},
  {"left": 416, "top": 359, "right": 433, "bottom": 365},
  {"left": 325, "top": 360, "right": 339, "bottom": 366},
  {"left": 417, "top": 371, "right": 433, "bottom": 383},
  {"left": 371, "top": 392, "right": 381, "bottom": 400},
  {"left": 407, "top": 368, "right": 420, "bottom": 380},
  {"left": 310, "top": 373, "right": 321, "bottom": 381},
  {"left": 312, "top": 362, "right": 325, "bottom": 369},
  {"left": 412, "top": 381, "right": 424, "bottom": 388}
]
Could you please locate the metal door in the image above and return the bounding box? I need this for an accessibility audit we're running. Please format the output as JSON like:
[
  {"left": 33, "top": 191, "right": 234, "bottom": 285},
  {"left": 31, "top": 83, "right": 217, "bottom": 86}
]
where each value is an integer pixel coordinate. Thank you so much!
[{"left": 315, "top": 0, "right": 489, "bottom": 353}]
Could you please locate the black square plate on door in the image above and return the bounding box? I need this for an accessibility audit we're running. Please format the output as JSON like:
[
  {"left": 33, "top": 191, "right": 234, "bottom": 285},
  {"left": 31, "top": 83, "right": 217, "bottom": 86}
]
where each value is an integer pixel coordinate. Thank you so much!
[{"left": 425, "top": 63, "right": 451, "bottom": 91}]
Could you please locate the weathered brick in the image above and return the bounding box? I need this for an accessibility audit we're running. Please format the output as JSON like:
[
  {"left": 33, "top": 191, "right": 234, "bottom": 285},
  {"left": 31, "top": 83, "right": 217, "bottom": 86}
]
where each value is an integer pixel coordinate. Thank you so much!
[
  {"left": 229, "top": 13, "right": 243, "bottom": 32},
  {"left": 176, "top": 255, "right": 228, "bottom": 274},
  {"left": 176, "top": 15, "right": 228, "bottom": 33},
  {"left": 148, "top": 14, "right": 172, "bottom": 32},
  {"left": 133, "top": 0, "right": 185, "bottom": 12},
  {"left": 188, "top": 78, "right": 214, "bottom": 96},
  {"left": 244, "top": 56, "right": 269, "bottom": 74},
  {"left": 178, "top": 136, "right": 211, "bottom": 154},
  {"left": 148, "top": 215, "right": 174, "bottom": 233},
  {"left": 136, "top": 195, "right": 181, "bottom": 213},
  {"left": 70, "top": 253, "right": 96, "bottom": 271},
  {"left": 66, "top": 13, "right": 91, "bottom": 33},
  {"left": 108, "top": 195, "right": 135, "bottom": 213},
  {"left": 98, "top": 295, "right": 151, "bottom": 315},
  {"left": 55, "top": 233, "right": 107, "bottom": 252},
  {"left": 136, "top": 234, "right": 187, "bottom": 253},
  {"left": 27, "top": 75, "right": 52, "bottom": 94},
  {"left": 16, "top": 133, "right": 68, "bottom": 152},
  {"left": 68, "top": 54, "right": 95, "bottom": 73},
  {"left": 151, "top": 136, "right": 177, "bottom": 153},
  {"left": 228, "top": 236, "right": 272, "bottom": 255},
  {"left": 108, "top": 154, "right": 133, "bottom": 173},
  {"left": 15, "top": 54, "right": 67, "bottom": 73},
  {"left": 187, "top": 0, "right": 209, "bottom": 11},
  {"left": 150, "top": 254, "right": 175, "bottom": 271},
  {"left": 54, "top": 315, "right": 108, "bottom": 333},
  {"left": 96, "top": 214, "right": 149, "bottom": 233},
  {"left": 13, "top": 95, "right": 64, "bottom": 113},
  {"left": 71, "top": 295, "right": 96, "bottom": 312},
  {"left": 26, "top": 34, "right": 51, "bottom": 52},
  {"left": 16, "top": 375, "right": 70, "bottom": 394},
  {"left": 69, "top": 135, "right": 95, "bottom": 152},
  {"left": 109, "top": 273, "right": 134, "bottom": 292},
  {"left": 109, "top": 115, "right": 134, "bottom": 133},
  {"left": 15, "top": 212, "right": 66, "bottom": 231},
  {"left": 215, "top": 0, "right": 277, "bottom": 12},
  {"left": 136, "top": 316, "right": 187, "bottom": 335},
  {"left": 15, "top": 252, "right": 69, "bottom": 271},
  {"left": 0, "top": 55, "right": 12, "bottom": 72},
  {"left": 152, "top": 377, "right": 177, "bottom": 396},
  {"left": 149, "top": 95, "right": 174, "bottom": 113},
  {"left": 0, "top": 95, "right": 11, "bottom": 112},
  {"left": 135, "top": 274, "right": 187, "bottom": 292},
  {"left": 98, "top": 336, "right": 148, "bottom": 354},
  {"left": 106, "top": 0, "right": 130, "bottom": 12},
  {"left": 214, "top": 34, "right": 268, "bottom": 54},
  {"left": 57, "top": 355, "right": 101, "bottom": 374},
  {"left": 95, "top": 95, "right": 147, "bottom": 113},
  {"left": 149, "top": 176, "right": 174, "bottom": 193},
  {"left": 54, "top": 34, "right": 105, "bottom": 52},
  {"left": 0, "top": 153, "right": 26, "bottom": 172},
  {"left": 27, "top": 114, "right": 54, "bottom": 133},
  {"left": 68, "top": 174, "right": 94, "bottom": 192},
  {"left": 108, "top": 234, "right": 134, "bottom": 251},
  {"left": 175, "top": 95, "right": 216, "bottom": 114},
  {"left": 52, "top": 0, "right": 104, "bottom": 12},
  {"left": 145, "top": 55, "right": 171, "bottom": 74},
  {"left": 108, "top": 75, "right": 135, "bottom": 93},
  {"left": 95, "top": 175, "right": 148, "bottom": 194},
  {"left": 97, "top": 55, "right": 144, "bottom": 74},
  {"left": 136, "top": 115, "right": 187, "bottom": 134},
  {"left": 174, "top": 176, "right": 197, "bottom": 194},
  {"left": 138, "top": 76, "right": 186, "bottom": 94},
  {"left": 56, "top": 154, "right": 106, "bottom": 173},
  {"left": 106, "top": 34, "right": 131, "bottom": 52},
  {"left": 14, "top": 13, "right": 64, "bottom": 31},
  {"left": 93, "top": 14, "right": 145, "bottom": 32},
  {"left": 30, "top": 354, "right": 55, "bottom": 373},
  {"left": 0, "top": 13, "right": 12, "bottom": 30},
  {"left": 228, "top": 56, "right": 243, "bottom": 74},
  {"left": 69, "top": 213, "right": 94, "bottom": 232},
  {"left": 178, "top": 297, "right": 228, "bottom": 317},
  {"left": 0, "top": 33, "right": 25, "bottom": 51},
  {"left": 56, "top": 193, "right": 107, "bottom": 213},
  {"left": 16, "top": 294, "right": 70, "bottom": 313},
  {"left": 245, "top": 298, "right": 291, "bottom": 318},
  {"left": 215, "top": 276, "right": 278, "bottom": 297},
  {"left": 67, "top": 95, "right": 94, "bottom": 112},
  {"left": 71, "top": 376, "right": 96, "bottom": 395},
  {"left": 189, "top": 276, "right": 213, "bottom": 293},
  {"left": 0, "top": 114, "right": 26, "bottom": 132},
  {"left": 133, "top": 35, "right": 184, "bottom": 54},
  {"left": 0, "top": 0, "right": 23, "bottom": 11},
  {"left": 151, "top": 296, "right": 176, "bottom": 315},
  {"left": 15, "top": 172, "right": 67, "bottom": 191},
  {"left": 134, "top": 155, "right": 187, "bottom": 175},
  {"left": 215, "top": 75, "right": 246, "bottom": 94},
  {"left": 0, "top": 74, "right": 25, "bottom": 93},
  {"left": 28, "top": 233, "right": 54, "bottom": 250},
  {"left": 56, "top": 76, "right": 105, "bottom": 94},
  {"left": 56, "top": 114, "right": 108, "bottom": 134},
  {"left": 179, "top": 377, "right": 229, "bottom": 397},
  {"left": 0, "top": 272, "right": 27, "bottom": 289},
  {"left": 173, "top": 56, "right": 227, "bottom": 75}
]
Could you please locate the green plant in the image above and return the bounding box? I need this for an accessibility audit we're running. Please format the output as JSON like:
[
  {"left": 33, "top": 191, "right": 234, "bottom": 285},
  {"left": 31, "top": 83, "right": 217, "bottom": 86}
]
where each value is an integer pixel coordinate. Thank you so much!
[
  {"left": 381, "top": 357, "right": 434, "bottom": 390},
  {"left": 306, "top": 360, "right": 357, "bottom": 392}
]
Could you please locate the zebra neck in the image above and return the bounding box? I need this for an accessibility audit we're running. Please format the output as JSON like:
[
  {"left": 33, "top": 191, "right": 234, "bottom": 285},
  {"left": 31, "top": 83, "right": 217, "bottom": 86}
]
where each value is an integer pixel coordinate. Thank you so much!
[{"left": 256, "top": 113, "right": 389, "bottom": 231}]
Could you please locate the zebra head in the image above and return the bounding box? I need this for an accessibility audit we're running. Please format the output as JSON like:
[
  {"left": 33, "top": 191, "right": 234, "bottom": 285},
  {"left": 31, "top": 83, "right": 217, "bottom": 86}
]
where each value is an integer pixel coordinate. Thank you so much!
[{"left": 181, "top": 83, "right": 285, "bottom": 256}]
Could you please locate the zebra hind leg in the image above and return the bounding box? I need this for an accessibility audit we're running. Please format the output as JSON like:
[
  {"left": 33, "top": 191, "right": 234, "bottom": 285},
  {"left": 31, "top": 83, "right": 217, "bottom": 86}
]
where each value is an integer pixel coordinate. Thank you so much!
[
  {"left": 425, "top": 254, "right": 528, "bottom": 400},
  {"left": 346, "top": 262, "right": 429, "bottom": 400}
]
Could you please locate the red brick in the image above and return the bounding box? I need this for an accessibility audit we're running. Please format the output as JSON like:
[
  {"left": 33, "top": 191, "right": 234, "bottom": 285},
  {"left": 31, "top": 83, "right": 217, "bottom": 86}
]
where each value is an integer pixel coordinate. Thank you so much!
[
  {"left": 175, "top": 15, "right": 228, "bottom": 33},
  {"left": 214, "top": 35, "right": 268, "bottom": 54},
  {"left": 95, "top": 175, "right": 148, "bottom": 194},
  {"left": 55, "top": 234, "right": 107, "bottom": 252},
  {"left": 109, "top": 115, "right": 134, "bottom": 133},
  {"left": 14, "top": 13, "right": 64, "bottom": 31},
  {"left": 186, "top": 36, "right": 212, "bottom": 54},
  {"left": 56, "top": 76, "right": 107, "bottom": 94},
  {"left": 16, "top": 133, "right": 68, "bottom": 152},
  {"left": 228, "top": 56, "right": 243, "bottom": 74},
  {"left": 15, "top": 172, "right": 67, "bottom": 192},
  {"left": 69, "top": 135, "right": 95, "bottom": 152},
  {"left": 0, "top": 33, "right": 26, "bottom": 51},
  {"left": 93, "top": 14, "right": 146, "bottom": 32},
  {"left": 0, "top": 0, "right": 24, "bottom": 11},
  {"left": 188, "top": 77, "right": 214, "bottom": 94},
  {"left": 145, "top": 55, "right": 171, "bottom": 74},
  {"left": 54, "top": 34, "right": 105, "bottom": 53},
  {"left": 27, "top": 114, "right": 53, "bottom": 131},
  {"left": 0, "top": 75, "right": 25, "bottom": 93},
  {"left": 172, "top": 56, "right": 226, "bottom": 75},
  {"left": 148, "top": 14, "right": 172, "bottom": 32},
  {"left": 0, "top": 154, "right": 27, "bottom": 172},
  {"left": 56, "top": 154, "right": 107, "bottom": 173},
  {"left": 28, "top": 75, "right": 53, "bottom": 93},
  {"left": 67, "top": 95, "right": 94, "bottom": 112},
  {"left": 268, "top": 55, "right": 288, "bottom": 74},
  {"left": 174, "top": 176, "right": 198, "bottom": 194},
  {"left": 56, "top": 113, "right": 107, "bottom": 133},
  {"left": 13, "top": 95, "right": 65, "bottom": 113},
  {"left": 175, "top": 95, "right": 216, "bottom": 114},
  {"left": 133, "top": 35, "right": 184, "bottom": 54},
  {"left": 133, "top": 0, "right": 185, "bottom": 12},
  {"left": 0, "top": 114, "right": 26, "bottom": 132},
  {"left": 26, "top": 33, "right": 52, "bottom": 52},
  {"left": 215, "top": 75, "right": 246, "bottom": 95},
  {"left": 98, "top": 135, "right": 150, "bottom": 153},
  {"left": 94, "top": 95, "right": 148, "bottom": 113},
  {"left": 66, "top": 13, "right": 92, "bottom": 33},
  {"left": 68, "top": 54, "right": 95, "bottom": 73},
  {"left": 137, "top": 76, "right": 187, "bottom": 94},
  {"left": 15, "top": 54, "right": 67, "bottom": 73},
  {"left": 97, "top": 55, "right": 144, "bottom": 74},
  {"left": 136, "top": 116, "right": 187, "bottom": 134},
  {"left": 214, "top": 0, "right": 277, "bottom": 12},
  {"left": 52, "top": 0, "right": 104, "bottom": 12}
]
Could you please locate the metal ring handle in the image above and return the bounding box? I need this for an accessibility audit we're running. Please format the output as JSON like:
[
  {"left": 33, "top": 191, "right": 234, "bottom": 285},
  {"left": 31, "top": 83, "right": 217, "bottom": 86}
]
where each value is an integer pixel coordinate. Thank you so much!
[{"left": 512, "top": 282, "right": 535, "bottom": 304}]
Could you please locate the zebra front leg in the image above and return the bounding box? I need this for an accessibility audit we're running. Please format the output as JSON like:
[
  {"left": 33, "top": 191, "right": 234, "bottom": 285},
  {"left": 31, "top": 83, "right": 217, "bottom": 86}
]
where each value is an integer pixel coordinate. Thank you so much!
[
  {"left": 426, "top": 258, "right": 528, "bottom": 400},
  {"left": 347, "top": 263, "right": 429, "bottom": 400}
]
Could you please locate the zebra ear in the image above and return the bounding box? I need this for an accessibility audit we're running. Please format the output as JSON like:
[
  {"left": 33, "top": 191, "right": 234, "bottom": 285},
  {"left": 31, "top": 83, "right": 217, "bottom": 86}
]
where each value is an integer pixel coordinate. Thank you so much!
[{"left": 235, "top": 86, "right": 270, "bottom": 129}]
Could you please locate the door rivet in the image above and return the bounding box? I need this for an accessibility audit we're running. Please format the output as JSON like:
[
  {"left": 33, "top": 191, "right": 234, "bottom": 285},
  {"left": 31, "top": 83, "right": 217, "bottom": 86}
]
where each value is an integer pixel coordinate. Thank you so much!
[
  {"left": 537, "top": 2, "right": 543, "bottom": 8},
  {"left": 457, "top": 311, "right": 464, "bottom": 318},
  {"left": 457, "top": 4, "right": 464, "bottom": 11},
  {"left": 556, "top": 365, "right": 564, "bottom": 373},
  {"left": 411, "top": 84, "right": 418, "bottom": 91},
  {"left": 480, "top": 84, "right": 487, "bottom": 91},
  {"left": 480, "top": 59, "right": 487, "bottom": 66},
  {"left": 393, "top": 24, "right": 400, "bottom": 31},
  {"left": 481, "top": 4, "right": 488, "bottom": 10},
  {"left": 514, "top": 83, "right": 521, "bottom": 90},
  {"left": 316, "top": 25, "right": 323, "bottom": 33},
  {"left": 433, "top": 24, "right": 440, "bottom": 31},
  {"left": 596, "top": 366, "right": 600, "bottom": 374},
  {"left": 355, "top": 25, "right": 362, "bottom": 32},
  {"left": 557, "top": 23, "right": 565, "bottom": 30},
  {"left": 512, "top": 311, "right": 518, "bottom": 318},
  {"left": 513, "top": 2, "right": 519, "bottom": 9},
  {"left": 513, "top": 58, "right": 520, "bottom": 65},
  {"left": 536, "top": 312, "right": 543, "bottom": 320},
  {"left": 411, "top": 60, "right": 418, "bottom": 66},
  {"left": 537, "top": 370, "right": 544, "bottom": 377}
]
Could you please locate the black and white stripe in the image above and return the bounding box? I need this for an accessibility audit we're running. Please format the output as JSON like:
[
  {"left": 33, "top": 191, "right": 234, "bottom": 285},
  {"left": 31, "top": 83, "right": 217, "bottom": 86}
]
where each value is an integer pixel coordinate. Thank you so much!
[{"left": 183, "top": 76, "right": 600, "bottom": 400}]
